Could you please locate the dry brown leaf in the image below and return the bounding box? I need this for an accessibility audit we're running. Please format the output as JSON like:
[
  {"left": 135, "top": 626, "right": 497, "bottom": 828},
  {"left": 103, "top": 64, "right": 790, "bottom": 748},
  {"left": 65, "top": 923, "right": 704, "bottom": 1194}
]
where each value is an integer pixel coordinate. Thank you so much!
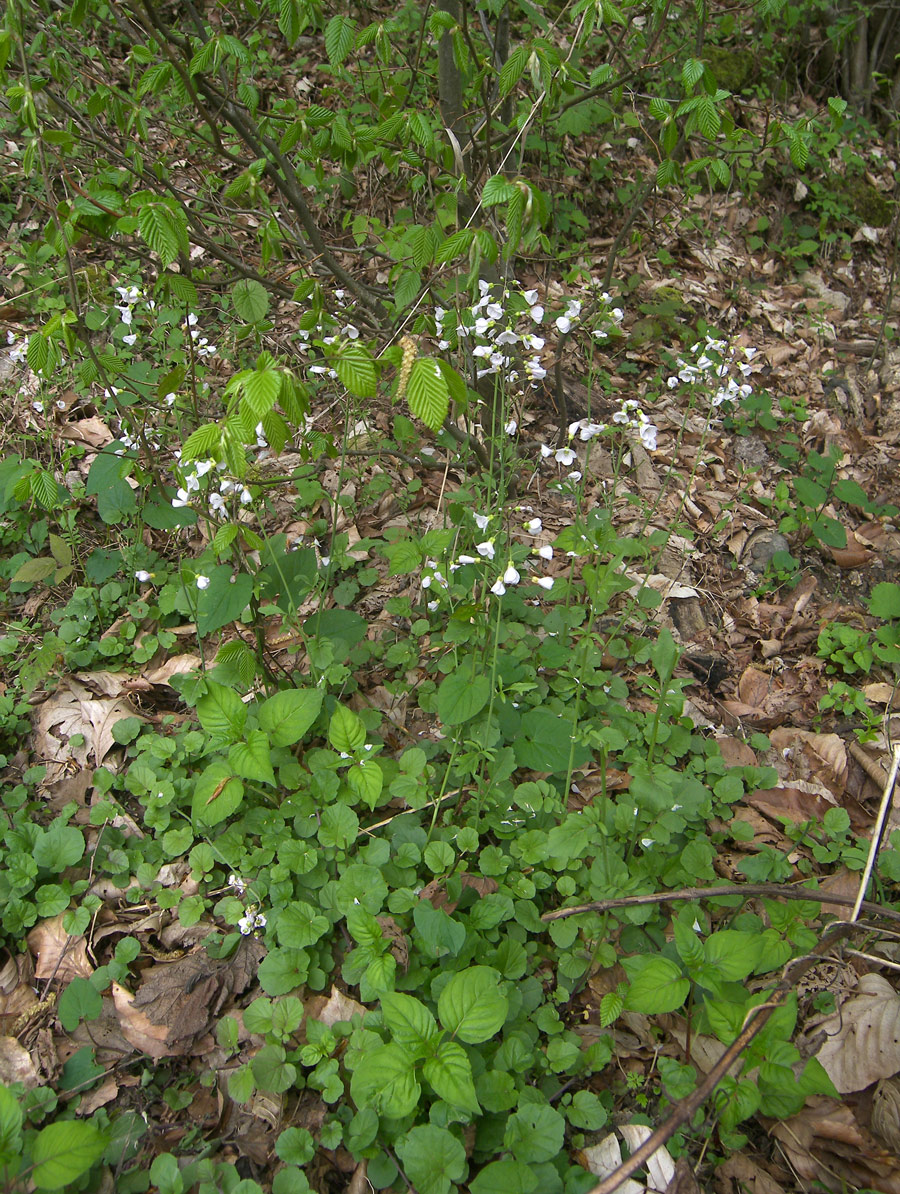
[
  {"left": 111, "top": 982, "right": 174, "bottom": 1058},
  {"left": 76, "top": 1076, "right": 120, "bottom": 1115},
  {"left": 580, "top": 1126, "right": 675, "bottom": 1194},
  {"left": 58, "top": 417, "right": 114, "bottom": 447},
  {"left": 0, "top": 951, "right": 39, "bottom": 1028},
  {"left": 143, "top": 654, "right": 204, "bottom": 686},
  {"left": 771, "top": 1096, "right": 900, "bottom": 1193},
  {"left": 32, "top": 677, "right": 146, "bottom": 777},
  {"left": 312, "top": 986, "right": 367, "bottom": 1028},
  {"left": 816, "top": 974, "right": 900, "bottom": 1092},
  {"left": 873, "top": 1077, "right": 900, "bottom": 1152},
  {"left": 27, "top": 917, "right": 93, "bottom": 982},
  {"left": 0, "top": 1036, "right": 39, "bottom": 1088},
  {"left": 713, "top": 1154, "right": 786, "bottom": 1194}
]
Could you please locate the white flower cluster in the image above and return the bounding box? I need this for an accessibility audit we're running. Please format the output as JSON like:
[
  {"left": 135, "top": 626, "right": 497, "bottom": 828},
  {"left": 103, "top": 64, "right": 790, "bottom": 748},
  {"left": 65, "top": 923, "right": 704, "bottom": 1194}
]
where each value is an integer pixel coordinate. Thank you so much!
[
  {"left": 169, "top": 455, "right": 253, "bottom": 516},
  {"left": 226, "top": 874, "right": 267, "bottom": 935},
  {"left": 420, "top": 508, "right": 556, "bottom": 609},
  {"left": 184, "top": 310, "right": 217, "bottom": 358},
  {"left": 6, "top": 329, "right": 28, "bottom": 365},
  {"left": 667, "top": 333, "right": 756, "bottom": 408},
  {"left": 434, "top": 281, "right": 624, "bottom": 398},
  {"left": 537, "top": 399, "right": 658, "bottom": 483}
]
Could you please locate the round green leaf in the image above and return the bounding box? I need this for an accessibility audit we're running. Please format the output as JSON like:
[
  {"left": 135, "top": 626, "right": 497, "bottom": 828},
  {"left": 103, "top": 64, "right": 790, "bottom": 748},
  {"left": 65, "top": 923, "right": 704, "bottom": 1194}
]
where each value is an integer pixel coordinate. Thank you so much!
[
  {"left": 396, "top": 1125, "right": 466, "bottom": 1194},
  {"left": 437, "top": 671, "right": 490, "bottom": 726},
  {"left": 31, "top": 1121, "right": 108, "bottom": 1189},
  {"left": 232, "top": 278, "right": 270, "bottom": 323},
  {"left": 437, "top": 966, "right": 508, "bottom": 1043}
]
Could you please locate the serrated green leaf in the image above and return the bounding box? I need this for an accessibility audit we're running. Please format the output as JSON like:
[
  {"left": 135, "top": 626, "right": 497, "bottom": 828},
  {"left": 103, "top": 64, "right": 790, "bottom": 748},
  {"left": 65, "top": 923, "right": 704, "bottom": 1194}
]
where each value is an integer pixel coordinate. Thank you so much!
[
  {"left": 499, "top": 44, "right": 529, "bottom": 98},
  {"left": 437, "top": 966, "right": 507, "bottom": 1043},
  {"left": 482, "top": 174, "right": 517, "bottom": 206},
  {"left": 335, "top": 343, "right": 376, "bottom": 397},
  {"left": 232, "top": 278, "right": 270, "bottom": 323},
  {"left": 258, "top": 688, "right": 323, "bottom": 748},
  {"left": 423, "top": 1039, "right": 480, "bottom": 1113},
  {"left": 329, "top": 704, "right": 366, "bottom": 753},
  {"left": 381, "top": 992, "right": 438, "bottom": 1056},
  {"left": 350, "top": 1043, "right": 420, "bottom": 1117},
  {"left": 325, "top": 13, "right": 355, "bottom": 66},
  {"left": 407, "top": 357, "right": 449, "bottom": 431},
  {"left": 197, "top": 681, "right": 247, "bottom": 743}
]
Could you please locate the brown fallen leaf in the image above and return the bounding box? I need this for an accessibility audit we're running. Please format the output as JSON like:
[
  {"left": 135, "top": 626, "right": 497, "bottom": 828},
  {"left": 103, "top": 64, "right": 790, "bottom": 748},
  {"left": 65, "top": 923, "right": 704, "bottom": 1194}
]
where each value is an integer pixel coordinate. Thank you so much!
[
  {"left": 111, "top": 982, "right": 172, "bottom": 1059},
  {"left": 27, "top": 916, "right": 93, "bottom": 983},
  {"left": 771, "top": 1096, "right": 900, "bottom": 1193},
  {"left": 713, "top": 1154, "right": 786, "bottom": 1194},
  {"left": 0, "top": 950, "right": 39, "bottom": 1029},
  {"left": 816, "top": 974, "right": 900, "bottom": 1092},
  {"left": 0, "top": 1036, "right": 39, "bottom": 1088}
]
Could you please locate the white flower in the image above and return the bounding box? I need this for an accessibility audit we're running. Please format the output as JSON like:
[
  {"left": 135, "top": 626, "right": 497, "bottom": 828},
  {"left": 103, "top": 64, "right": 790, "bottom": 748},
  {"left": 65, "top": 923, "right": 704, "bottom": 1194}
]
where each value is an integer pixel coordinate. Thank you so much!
[
  {"left": 536, "top": 576, "right": 554, "bottom": 590},
  {"left": 530, "top": 305, "right": 544, "bottom": 323},
  {"left": 228, "top": 873, "right": 246, "bottom": 894},
  {"left": 525, "top": 518, "right": 542, "bottom": 534},
  {"left": 490, "top": 579, "right": 506, "bottom": 596},
  {"left": 641, "top": 838, "right": 655, "bottom": 848},
  {"left": 521, "top": 289, "right": 538, "bottom": 304},
  {"left": 473, "top": 512, "right": 490, "bottom": 531},
  {"left": 342, "top": 324, "right": 360, "bottom": 339},
  {"left": 540, "top": 443, "right": 553, "bottom": 458},
  {"left": 196, "top": 575, "right": 210, "bottom": 590},
  {"left": 240, "top": 487, "right": 252, "bottom": 504},
  {"left": 639, "top": 422, "right": 658, "bottom": 451},
  {"left": 32, "top": 401, "right": 44, "bottom": 414},
  {"left": 567, "top": 471, "right": 582, "bottom": 482},
  {"left": 495, "top": 329, "right": 519, "bottom": 346},
  {"left": 209, "top": 493, "right": 226, "bottom": 514},
  {"left": 502, "top": 564, "right": 520, "bottom": 585},
  {"left": 485, "top": 302, "right": 503, "bottom": 320},
  {"left": 556, "top": 315, "right": 572, "bottom": 334},
  {"left": 476, "top": 540, "right": 495, "bottom": 560},
  {"left": 504, "top": 419, "right": 518, "bottom": 435},
  {"left": 164, "top": 392, "right": 176, "bottom": 406},
  {"left": 524, "top": 334, "right": 545, "bottom": 351},
  {"left": 116, "top": 305, "right": 133, "bottom": 326},
  {"left": 238, "top": 909, "right": 267, "bottom": 935},
  {"left": 457, "top": 554, "right": 477, "bottom": 565},
  {"left": 134, "top": 570, "right": 152, "bottom": 583},
  {"left": 186, "top": 312, "right": 198, "bottom": 327},
  {"left": 9, "top": 339, "right": 28, "bottom": 364},
  {"left": 525, "top": 358, "right": 546, "bottom": 381},
  {"left": 195, "top": 459, "right": 215, "bottom": 477},
  {"left": 538, "top": 545, "right": 553, "bottom": 560},
  {"left": 555, "top": 447, "right": 576, "bottom": 466},
  {"left": 171, "top": 488, "right": 191, "bottom": 508}
]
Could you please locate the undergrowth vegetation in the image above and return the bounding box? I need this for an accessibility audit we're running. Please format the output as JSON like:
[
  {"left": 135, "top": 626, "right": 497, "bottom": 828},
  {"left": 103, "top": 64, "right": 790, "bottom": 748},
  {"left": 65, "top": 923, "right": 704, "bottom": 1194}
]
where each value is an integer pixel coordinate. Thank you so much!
[{"left": 1, "top": 0, "right": 900, "bottom": 1191}]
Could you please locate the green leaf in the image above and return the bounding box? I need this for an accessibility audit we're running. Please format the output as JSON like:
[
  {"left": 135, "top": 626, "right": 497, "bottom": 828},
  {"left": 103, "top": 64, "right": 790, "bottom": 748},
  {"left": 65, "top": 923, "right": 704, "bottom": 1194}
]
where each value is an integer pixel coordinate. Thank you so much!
[
  {"left": 33, "top": 821, "right": 84, "bottom": 870},
  {"left": 197, "top": 681, "right": 247, "bottom": 743},
  {"left": 423, "top": 1038, "right": 480, "bottom": 1113},
  {"left": 703, "top": 930, "right": 765, "bottom": 981},
  {"left": 381, "top": 992, "right": 438, "bottom": 1057},
  {"left": 514, "top": 707, "right": 591, "bottom": 773},
  {"left": 504, "top": 1103, "right": 565, "bottom": 1164},
  {"left": 241, "top": 366, "right": 281, "bottom": 420},
  {"left": 192, "top": 760, "right": 244, "bottom": 827},
  {"left": 870, "top": 582, "right": 900, "bottom": 619},
  {"left": 318, "top": 804, "right": 359, "bottom": 851},
  {"left": 347, "top": 759, "right": 383, "bottom": 808},
  {"left": 31, "top": 1121, "right": 108, "bottom": 1189},
  {"left": 682, "top": 56, "right": 705, "bottom": 90},
  {"left": 396, "top": 1125, "right": 467, "bottom": 1194},
  {"left": 794, "top": 476, "right": 827, "bottom": 507},
  {"left": 413, "top": 902, "right": 466, "bottom": 958},
  {"left": 277, "top": 901, "right": 329, "bottom": 949},
  {"left": 350, "top": 1043, "right": 420, "bottom": 1117},
  {"left": 437, "top": 966, "right": 507, "bottom": 1043},
  {"left": 229, "top": 730, "right": 275, "bottom": 786},
  {"left": 195, "top": 567, "right": 254, "bottom": 635},
  {"left": 12, "top": 557, "right": 57, "bottom": 583},
  {"left": 406, "top": 357, "right": 450, "bottom": 431},
  {"left": 469, "top": 1159, "right": 538, "bottom": 1194},
  {"left": 482, "top": 174, "right": 517, "bottom": 206},
  {"left": 232, "top": 278, "right": 270, "bottom": 323},
  {"left": 0, "top": 1083, "right": 23, "bottom": 1160},
  {"left": 329, "top": 704, "right": 366, "bottom": 753},
  {"left": 437, "top": 670, "right": 490, "bottom": 726},
  {"left": 436, "top": 228, "right": 475, "bottom": 264},
  {"left": 622, "top": 955, "right": 690, "bottom": 1013},
  {"left": 324, "top": 13, "right": 356, "bottom": 66},
  {"left": 137, "top": 200, "right": 183, "bottom": 268},
  {"left": 257, "top": 688, "right": 323, "bottom": 748},
  {"left": 499, "top": 44, "right": 529, "bottom": 98},
  {"left": 58, "top": 978, "right": 102, "bottom": 1032},
  {"left": 335, "top": 342, "right": 376, "bottom": 397}
]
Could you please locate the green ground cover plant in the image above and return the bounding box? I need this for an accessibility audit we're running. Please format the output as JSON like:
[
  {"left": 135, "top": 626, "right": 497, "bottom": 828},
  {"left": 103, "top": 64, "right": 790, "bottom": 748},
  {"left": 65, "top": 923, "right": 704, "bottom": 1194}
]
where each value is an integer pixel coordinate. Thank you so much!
[{"left": 1, "top": 0, "right": 900, "bottom": 1190}]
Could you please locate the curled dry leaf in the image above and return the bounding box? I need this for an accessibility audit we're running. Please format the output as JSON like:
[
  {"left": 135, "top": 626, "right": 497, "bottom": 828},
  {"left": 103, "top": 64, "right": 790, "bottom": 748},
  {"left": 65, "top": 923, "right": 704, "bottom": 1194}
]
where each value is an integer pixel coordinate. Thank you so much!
[
  {"left": 580, "top": 1124, "right": 675, "bottom": 1194},
  {"left": 816, "top": 974, "right": 900, "bottom": 1092},
  {"left": 0, "top": 1036, "right": 39, "bottom": 1088},
  {"left": 771, "top": 1096, "right": 900, "bottom": 1193},
  {"left": 872, "top": 1077, "right": 900, "bottom": 1152}
]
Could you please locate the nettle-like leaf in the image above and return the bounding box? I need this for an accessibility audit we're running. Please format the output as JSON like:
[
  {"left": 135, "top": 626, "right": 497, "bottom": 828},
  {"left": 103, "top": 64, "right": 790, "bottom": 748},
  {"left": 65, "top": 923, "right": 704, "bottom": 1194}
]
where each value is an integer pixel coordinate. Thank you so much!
[
  {"left": 181, "top": 422, "right": 222, "bottom": 462},
  {"left": 350, "top": 1043, "right": 420, "bottom": 1118},
  {"left": 241, "top": 364, "right": 281, "bottom": 421},
  {"left": 499, "top": 43, "right": 529, "bottom": 98},
  {"left": 137, "top": 199, "right": 187, "bottom": 267},
  {"left": 681, "top": 57, "right": 705, "bottom": 90},
  {"left": 438, "top": 967, "right": 508, "bottom": 1043},
  {"left": 481, "top": 174, "right": 517, "bottom": 206},
  {"left": 325, "top": 13, "right": 356, "bottom": 67},
  {"left": 406, "top": 357, "right": 449, "bottom": 431},
  {"left": 423, "top": 1039, "right": 480, "bottom": 1113},
  {"left": 334, "top": 342, "right": 376, "bottom": 397}
]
